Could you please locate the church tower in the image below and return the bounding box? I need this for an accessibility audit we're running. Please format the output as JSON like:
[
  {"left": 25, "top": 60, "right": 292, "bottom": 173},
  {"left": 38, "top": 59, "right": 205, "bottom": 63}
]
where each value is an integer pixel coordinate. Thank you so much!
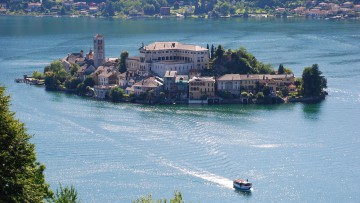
[{"left": 94, "top": 34, "right": 105, "bottom": 67}]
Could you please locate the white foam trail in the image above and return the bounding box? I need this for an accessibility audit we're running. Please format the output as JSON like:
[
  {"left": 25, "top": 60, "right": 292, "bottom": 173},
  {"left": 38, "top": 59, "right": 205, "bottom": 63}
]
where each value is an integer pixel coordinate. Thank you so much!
[{"left": 164, "top": 160, "right": 234, "bottom": 190}]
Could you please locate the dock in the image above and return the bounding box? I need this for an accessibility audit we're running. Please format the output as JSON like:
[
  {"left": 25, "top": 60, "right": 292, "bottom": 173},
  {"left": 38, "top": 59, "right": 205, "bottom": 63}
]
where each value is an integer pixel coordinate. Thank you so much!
[{"left": 15, "top": 75, "right": 44, "bottom": 85}]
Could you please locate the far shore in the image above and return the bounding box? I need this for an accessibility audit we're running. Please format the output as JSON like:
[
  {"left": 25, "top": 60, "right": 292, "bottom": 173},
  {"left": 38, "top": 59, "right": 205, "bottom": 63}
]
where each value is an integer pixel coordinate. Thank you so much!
[{"left": 1, "top": 13, "right": 360, "bottom": 21}]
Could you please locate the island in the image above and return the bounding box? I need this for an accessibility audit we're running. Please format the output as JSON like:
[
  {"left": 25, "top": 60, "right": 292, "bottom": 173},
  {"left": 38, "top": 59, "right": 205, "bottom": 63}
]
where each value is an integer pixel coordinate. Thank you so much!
[{"left": 18, "top": 34, "right": 327, "bottom": 105}]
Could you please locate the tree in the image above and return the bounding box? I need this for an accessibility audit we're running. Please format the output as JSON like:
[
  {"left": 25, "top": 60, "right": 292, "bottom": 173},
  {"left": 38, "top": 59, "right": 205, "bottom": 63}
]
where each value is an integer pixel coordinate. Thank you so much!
[
  {"left": 278, "top": 64, "right": 285, "bottom": 74},
  {"left": 214, "top": 45, "right": 225, "bottom": 62},
  {"left": 64, "top": 77, "right": 81, "bottom": 90},
  {"left": 47, "top": 184, "right": 80, "bottom": 203},
  {"left": 0, "top": 85, "right": 52, "bottom": 202},
  {"left": 70, "top": 64, "right": 80, "bottom": 76},
  {"left": 210, "top": 44, "right": 215, "bottom": 59},
  {"left": 301, "top": 64, "right": 327, "bottom": 97},
  {"left": 143, "top": 4, "right": 156, "bottom": 15},
  {"left": 119, "top": 51, "right": 129, "bottom": 73},
  {"left": 60, "top": 6, "right": 66, "bottom": 15},
  {"left": 173, "top": 1, "right": 180, "bottom": 9},
  {"left": 32, "top": 70, "right": 44, "bottom": 80},
  {"left": 133, "top": 191, "right": 183, "bottom": 203},
  {"left": 76, "top": 83, "right": 87, "bottom": 95},
  {"left": 110, "top": 87, "right": 124, "bottom": 102},
  {"left": 262, "top": 86, "right": 272, "bottom": 96},
  {"left": 45, "top": 71, "right": 60, "bottom": 90},
  {"left": 103, "top": 0, "right": 115, "bottom": 17},
  {"left": 83, "top": 76, "right": 95, "bottom": 87},
  {"left": 44, "top": 60, "right": 64, "bottom": 74}
]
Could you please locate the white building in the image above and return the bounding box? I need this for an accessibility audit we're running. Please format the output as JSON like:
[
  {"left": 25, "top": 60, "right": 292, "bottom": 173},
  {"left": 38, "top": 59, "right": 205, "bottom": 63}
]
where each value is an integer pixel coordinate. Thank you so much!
[{"left": 127, "top": 42, "right": 209, "bottom": 76}]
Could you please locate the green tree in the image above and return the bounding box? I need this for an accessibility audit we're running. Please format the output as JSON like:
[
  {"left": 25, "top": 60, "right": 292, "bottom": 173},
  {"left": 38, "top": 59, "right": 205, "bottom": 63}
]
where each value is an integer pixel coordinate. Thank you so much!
[
  {"left": 45, "top": 71, "right": 60, "bottom": 90},
  {"left": 133, "top": 191, "right": 183, "bottom": 203},
  {"left": 210, "top": 44, "right": 215, "bottom": 59},
  {"left": 47, "top": 184, "right": 80, "bottom": 203},
  {"left": 170, "top": 191, "right": 183, "bottom": 203},
  {"left": 65, "top": 77, "right": 81, "bottom": 90},
  {"left": 214, "top": 45, "right": 225, "bottom": 62},
  {"left": 278, "top": 64, "right": 285, "bottom": 74},
  {"left": 110, "top": 86, "right": 124, "bottom": 102},
  {"left": 0, "top": 85, "right": 52, "bottom": 202},
  {"left": 103, "top": 0, "right": 115, "bottom": 16},
  {"left": 173, "top": 1, "right": 180, "bottom": 9},
  {"left": 119, "top": 51, "right": 129, "bottom": 73},
  {"left": 70, "top": 64, "right": 80, "bottom": 76},
  {"left": 262, "top": 86, "right": 272, "bottom": 96},
  {"left": 44, "top": 60, "right": 64, "bottom": 74},
  {"left": 301, "top": 64, "right": 327, "bottom": 97},
  {"left": 143, "top": 4, "right": 156, "bottom": 15},
  {"left": 57, "top": 69, "right": 68, "bottom": 84},
  {"left": 76, "top": 83, "right": 87, "bottom": 95},
  {"left": 32, "top": 70, "right": 44, "bottom": 80},
  {"left": 83, "top": 76, "right": 95, "bottom": 87}
]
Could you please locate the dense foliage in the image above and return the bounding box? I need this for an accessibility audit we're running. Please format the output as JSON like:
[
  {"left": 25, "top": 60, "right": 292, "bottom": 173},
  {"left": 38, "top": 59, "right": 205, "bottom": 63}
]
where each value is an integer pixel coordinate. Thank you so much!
[
  {"left": 0, "top": 85, "right": 52, "bottom": 202},
  {"left": 212, "top": 45, "right": 275, "bottom": 75},
  {"left": 44, "top": 60, "right": 94, "bottom": 94},
  {"left": 46, "top": 184, "right": 80, "bottom": 203},
  {"left": 110, "top": 86, "right": 125, "bottom": 102},
  {"left": 301, "top": 64, "right": 327, "bottom": 97},
  {"left": 118, "top": 51, "right": 129, "bottom": 73},
  {"left": 133, "top": 191, "right": 183, "bottom": 203}
]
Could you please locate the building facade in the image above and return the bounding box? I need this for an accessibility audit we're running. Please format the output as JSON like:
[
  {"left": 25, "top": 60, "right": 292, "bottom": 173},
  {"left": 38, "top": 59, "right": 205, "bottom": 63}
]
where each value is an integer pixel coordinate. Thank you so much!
[
  {"left": 217, "top": 74, "right": 295, "bottom": 94},
  {"left": 188, "top": 77, "right": 215, "bottom": 100},
  {"left": 128, "top": 42, "right": 209, "bottom": 76}
]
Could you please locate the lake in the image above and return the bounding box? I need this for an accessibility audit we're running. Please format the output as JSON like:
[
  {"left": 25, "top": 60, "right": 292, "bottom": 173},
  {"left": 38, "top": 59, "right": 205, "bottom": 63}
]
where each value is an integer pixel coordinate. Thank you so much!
[{"left": 0, "top": 16, "right": 360, "bottom": 202}]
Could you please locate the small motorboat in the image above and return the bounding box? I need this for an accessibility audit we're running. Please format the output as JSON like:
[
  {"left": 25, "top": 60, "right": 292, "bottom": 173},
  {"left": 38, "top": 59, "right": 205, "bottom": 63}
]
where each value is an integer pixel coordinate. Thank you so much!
[{"left": 233, "top": 178, "right": 252, "bottom": 191}]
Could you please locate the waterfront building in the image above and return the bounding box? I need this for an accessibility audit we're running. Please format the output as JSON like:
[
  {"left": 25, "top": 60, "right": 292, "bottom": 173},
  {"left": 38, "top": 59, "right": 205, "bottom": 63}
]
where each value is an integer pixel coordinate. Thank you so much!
[
  {"left": 217, "top": 74, "right": 242, "bottom": 96},
  {"left": 175, "top": 74, "right": 189, "bottom": 100},
  {"left": 128, "top": 42, "right": 209, "bottom": 77},
  {"left": 188, "top": 76, "right": 215, "bottom": 100},
  {"left": 217, "top": 74, "right": 295, "bottom": 95},
  {"left": 93, "top": 85, "right": 115, "bottom": 99},
  {"left": 163, "top": 70, "right": 177, "bottom": 94},
  {"left": 27, "top": 2, "right": 42, "bottom": 12},
  {"left": 94, "top": 34, "right": 105, "bottom": 68},
  {"left": 132, "top": 77, "right": 164, "bottom": 96},
  {"left": 160, "top": 7, "right": 171, "bottom": 15}
]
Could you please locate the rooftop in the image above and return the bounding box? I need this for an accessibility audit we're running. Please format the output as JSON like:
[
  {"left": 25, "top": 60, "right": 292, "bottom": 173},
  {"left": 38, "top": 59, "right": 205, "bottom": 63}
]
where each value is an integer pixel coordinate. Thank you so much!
[{"left": 143, "top": 42, "right": 207, "bottom": 52}]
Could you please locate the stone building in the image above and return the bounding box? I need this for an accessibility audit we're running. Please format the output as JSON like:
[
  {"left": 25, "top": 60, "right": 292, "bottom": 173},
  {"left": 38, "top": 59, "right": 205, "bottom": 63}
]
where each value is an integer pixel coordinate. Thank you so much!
[
  {"left": 94, "top": 34, "right": 105, "bottom": 68},
  {"left": 127, "top": 42, "right": 209, "bottom": 77},
  {"left": 188, "top": 76, "right": 215, "bottom": 100}
]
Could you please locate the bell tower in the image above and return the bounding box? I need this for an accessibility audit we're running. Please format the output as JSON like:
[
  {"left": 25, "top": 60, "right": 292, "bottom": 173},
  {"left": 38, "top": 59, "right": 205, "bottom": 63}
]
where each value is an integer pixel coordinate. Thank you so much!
[{"left": 94, "top": 34, "right": 105, "bottom": 67}]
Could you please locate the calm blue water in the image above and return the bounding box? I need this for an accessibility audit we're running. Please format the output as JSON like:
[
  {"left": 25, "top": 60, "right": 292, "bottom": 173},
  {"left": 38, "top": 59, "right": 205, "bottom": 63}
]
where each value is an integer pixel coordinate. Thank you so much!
[{"left": 1, "top": 16, "right": 360, "bottom": 202}]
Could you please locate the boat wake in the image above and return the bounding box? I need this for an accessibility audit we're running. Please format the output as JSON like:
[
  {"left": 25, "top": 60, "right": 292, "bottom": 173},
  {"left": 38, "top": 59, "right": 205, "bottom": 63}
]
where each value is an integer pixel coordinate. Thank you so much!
[{"left": 161, "top": 159, "right": 234, "bottom": 190}]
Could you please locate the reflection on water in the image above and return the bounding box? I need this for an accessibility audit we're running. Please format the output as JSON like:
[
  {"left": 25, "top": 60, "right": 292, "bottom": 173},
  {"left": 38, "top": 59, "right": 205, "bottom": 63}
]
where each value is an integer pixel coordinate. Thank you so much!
[{"left": 302, "top": 103, "right": 322, "bottom": 119}]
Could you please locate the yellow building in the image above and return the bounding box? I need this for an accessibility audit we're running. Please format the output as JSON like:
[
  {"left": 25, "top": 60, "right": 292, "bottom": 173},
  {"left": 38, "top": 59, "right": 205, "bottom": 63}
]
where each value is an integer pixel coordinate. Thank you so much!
[{"left": 188, "top": 77, "right": 215, "bottom": 100}]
